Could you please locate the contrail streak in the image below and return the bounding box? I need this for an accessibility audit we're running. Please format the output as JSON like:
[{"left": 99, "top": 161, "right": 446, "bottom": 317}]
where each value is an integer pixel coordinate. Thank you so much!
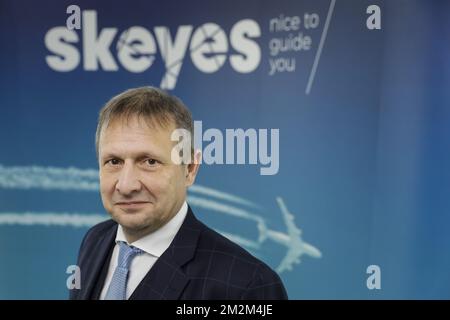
[{"left": 0, "top": 212, "right": 107, "bottom": 227}]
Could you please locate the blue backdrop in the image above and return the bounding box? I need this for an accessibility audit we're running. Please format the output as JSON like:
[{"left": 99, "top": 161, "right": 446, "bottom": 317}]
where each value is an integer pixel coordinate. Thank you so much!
[{"left": 1, "top": 0, "right": 450, "bottom": 299}]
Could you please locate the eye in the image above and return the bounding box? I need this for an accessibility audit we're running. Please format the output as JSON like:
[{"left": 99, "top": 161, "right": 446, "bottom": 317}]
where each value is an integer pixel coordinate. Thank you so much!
[
  {"left": 145, "top": 159, "right": 159, "bottom": 166},
  {"left": 105, "top": 158, "right": 122, "bottom": 166}
]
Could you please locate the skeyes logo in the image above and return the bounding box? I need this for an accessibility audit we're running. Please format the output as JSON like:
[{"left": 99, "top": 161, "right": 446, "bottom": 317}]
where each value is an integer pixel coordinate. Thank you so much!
[{"left": 45, "top": 11, "right": 262, "bottom": 89}]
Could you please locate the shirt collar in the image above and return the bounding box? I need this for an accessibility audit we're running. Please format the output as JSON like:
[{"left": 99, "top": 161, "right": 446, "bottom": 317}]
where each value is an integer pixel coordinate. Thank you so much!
[{"left": 115, "top": 201, "right": 188, "bottom": 258}]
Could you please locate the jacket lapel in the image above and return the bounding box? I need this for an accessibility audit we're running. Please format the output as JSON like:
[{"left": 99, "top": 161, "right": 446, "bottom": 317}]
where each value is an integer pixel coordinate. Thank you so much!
[
  {"left": 79, "top": 223, "right": 117, "bottom": 299},
  {"left": 130, "top": 207, "right": 202, "bottom": 300}
]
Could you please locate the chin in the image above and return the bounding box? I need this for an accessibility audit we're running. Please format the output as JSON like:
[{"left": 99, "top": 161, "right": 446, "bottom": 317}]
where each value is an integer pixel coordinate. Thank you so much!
[{"left": 113, "top": 210, "right": 156, "bottom": 231}]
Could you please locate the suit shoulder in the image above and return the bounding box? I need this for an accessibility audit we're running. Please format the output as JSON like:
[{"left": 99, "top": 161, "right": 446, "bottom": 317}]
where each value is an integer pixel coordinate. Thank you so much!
[
  {"left": 80, "top": 219, "right": 116, "bottom": 248},
  {"left": 188, "top": 218, "right": 288, "bottom": 299},
  {"left": 196, "top": 219, "right": 281, "bottom": 279},
  {"left": 196, "top": 220, "right": 257, "bottom": 262}
]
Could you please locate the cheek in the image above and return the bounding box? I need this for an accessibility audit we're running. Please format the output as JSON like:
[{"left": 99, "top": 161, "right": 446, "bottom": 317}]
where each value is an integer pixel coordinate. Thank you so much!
[
  {"left": 166, "top": 169, "right": 187, "bottom": 194},
  {"left": 142, "top": 170, "right": 183, "bottom": 195},
  {"left": 140, "top": 175, "right": 166, "bottom": 195},
  {"left": 99, "top": 173, "right": 116, "bottom": 195}
]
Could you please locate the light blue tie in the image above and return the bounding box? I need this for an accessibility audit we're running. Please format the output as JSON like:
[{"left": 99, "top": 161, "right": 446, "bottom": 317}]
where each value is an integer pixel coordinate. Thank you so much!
[{"left": 104, "top": 241, "right": 143, "bottom": 300}]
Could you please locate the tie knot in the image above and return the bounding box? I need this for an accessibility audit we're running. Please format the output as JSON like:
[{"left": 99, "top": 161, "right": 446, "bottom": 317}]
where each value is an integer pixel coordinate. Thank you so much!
[{"left": 117, "top": 241, "right": 143, "bottom": 269}]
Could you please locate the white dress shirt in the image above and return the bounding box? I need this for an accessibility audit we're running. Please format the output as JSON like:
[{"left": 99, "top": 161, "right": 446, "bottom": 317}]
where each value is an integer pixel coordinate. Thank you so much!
[{"left": 100, "top": 201, "right": 188, "bottom": 300}]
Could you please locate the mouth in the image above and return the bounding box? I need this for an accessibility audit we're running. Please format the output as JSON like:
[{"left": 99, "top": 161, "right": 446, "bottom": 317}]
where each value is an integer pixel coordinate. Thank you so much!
[{"left": 115, "top": 201, "right": 151, "bottom": 210}]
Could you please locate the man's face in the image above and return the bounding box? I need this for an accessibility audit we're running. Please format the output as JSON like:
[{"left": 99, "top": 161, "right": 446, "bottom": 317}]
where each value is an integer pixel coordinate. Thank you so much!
[{"left": 98, "top": 116, "right": 198, "bottom": 241}]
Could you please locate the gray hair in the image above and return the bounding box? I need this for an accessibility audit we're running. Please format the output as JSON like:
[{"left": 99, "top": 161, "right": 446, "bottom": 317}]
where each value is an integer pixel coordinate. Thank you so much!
[{"left": 95, "top": 86, "right": 193, "bottom": 158}]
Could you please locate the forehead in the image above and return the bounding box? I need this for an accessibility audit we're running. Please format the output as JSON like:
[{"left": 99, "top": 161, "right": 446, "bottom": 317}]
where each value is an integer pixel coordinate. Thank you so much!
[{"left": 99, "top": 116, "right": 176, "bottom": 156}]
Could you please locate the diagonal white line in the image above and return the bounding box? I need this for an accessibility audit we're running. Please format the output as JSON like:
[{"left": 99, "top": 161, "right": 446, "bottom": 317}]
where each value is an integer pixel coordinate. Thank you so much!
[
  {"left": 189, "top": 185, "right": 261, "bottom": 209},
  {"left": 306, "top": 0, "right": 336, "bottom": 95},
  {"left": 0, "top": 212, "right": 107, "bottom": 227},
  {"left": 188, "top": 195, "right": 265, "bottom": 223}
]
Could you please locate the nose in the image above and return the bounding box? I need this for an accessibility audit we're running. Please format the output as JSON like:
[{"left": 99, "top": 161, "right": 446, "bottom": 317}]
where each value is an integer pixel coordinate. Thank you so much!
[{"left": 116, "top": 162, "right": 142, "bottom": 195}]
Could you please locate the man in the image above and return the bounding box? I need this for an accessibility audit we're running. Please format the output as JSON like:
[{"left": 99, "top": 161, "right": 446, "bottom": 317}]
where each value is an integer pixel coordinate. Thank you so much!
[{"left": 70, "top": 87, "right": 288, "bottom": 300}]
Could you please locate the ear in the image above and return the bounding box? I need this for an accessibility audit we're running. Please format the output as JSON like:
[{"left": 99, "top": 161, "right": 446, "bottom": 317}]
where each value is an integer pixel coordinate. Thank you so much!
[{"left": 185, "top": 149, "right": 201, "bottom": 187}]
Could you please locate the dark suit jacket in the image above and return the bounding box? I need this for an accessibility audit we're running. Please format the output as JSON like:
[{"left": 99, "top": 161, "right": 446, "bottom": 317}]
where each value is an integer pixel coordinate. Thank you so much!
[{"left": 69, "top": 206, "right": 288, "bottom": 300}]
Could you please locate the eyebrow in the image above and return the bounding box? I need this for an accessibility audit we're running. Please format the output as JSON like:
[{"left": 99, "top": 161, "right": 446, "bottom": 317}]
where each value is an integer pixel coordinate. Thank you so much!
[{"left": 100, "top": 151, "right": 164, "bottom": 161}]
